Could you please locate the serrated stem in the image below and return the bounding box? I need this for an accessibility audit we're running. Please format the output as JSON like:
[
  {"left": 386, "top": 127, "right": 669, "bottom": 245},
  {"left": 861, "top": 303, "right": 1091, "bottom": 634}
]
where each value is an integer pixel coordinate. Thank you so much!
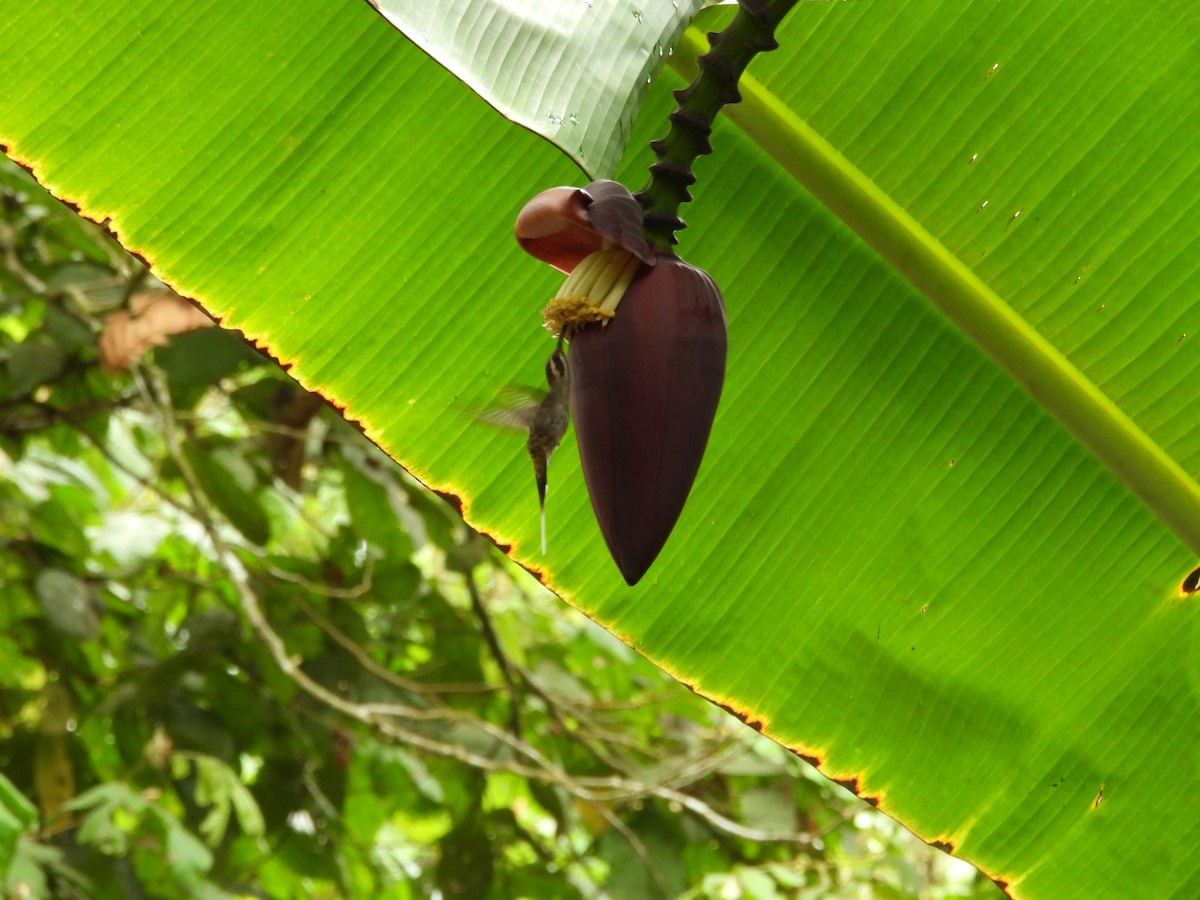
[{"left": 635, "top": 0, "right": 798, "bottom": 252}]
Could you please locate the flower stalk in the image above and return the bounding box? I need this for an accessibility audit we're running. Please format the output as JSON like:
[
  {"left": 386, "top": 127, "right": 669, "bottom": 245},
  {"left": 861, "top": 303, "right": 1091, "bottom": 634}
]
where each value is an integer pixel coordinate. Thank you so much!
[{"left": 636, "top": 0, "right": 798, "bottom": 252}]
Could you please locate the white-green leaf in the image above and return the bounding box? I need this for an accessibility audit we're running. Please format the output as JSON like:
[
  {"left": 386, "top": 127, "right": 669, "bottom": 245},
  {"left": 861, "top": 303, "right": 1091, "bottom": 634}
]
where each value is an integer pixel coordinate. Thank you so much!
[{"left": 366, "top": 0, "right": 723, "bottom": 176}]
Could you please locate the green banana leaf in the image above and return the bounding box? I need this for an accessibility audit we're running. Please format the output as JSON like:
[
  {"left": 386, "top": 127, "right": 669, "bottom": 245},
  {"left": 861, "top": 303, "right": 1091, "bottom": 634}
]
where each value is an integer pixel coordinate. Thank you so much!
[{"left": 3, "top": 1, "right": 1198, "bottom": 897}]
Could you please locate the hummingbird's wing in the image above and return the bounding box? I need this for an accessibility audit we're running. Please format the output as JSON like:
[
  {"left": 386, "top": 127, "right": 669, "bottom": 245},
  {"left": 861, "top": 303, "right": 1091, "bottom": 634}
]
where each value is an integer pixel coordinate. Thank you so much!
[
  {"left": 496, "top": 384, "right": 546, "bottom": 410},
  {"left": 470, "top": 385, "right": 546, "bottom": 432},
  {"left": 474, "top": 405, "right": 537, "bottom": 431}
]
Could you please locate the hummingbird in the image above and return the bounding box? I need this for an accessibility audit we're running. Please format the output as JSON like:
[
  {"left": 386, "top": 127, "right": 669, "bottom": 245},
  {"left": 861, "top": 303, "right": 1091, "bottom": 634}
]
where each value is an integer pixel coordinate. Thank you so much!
[{"left": 475, "top": 331, "right": 571, "bottom": 553}]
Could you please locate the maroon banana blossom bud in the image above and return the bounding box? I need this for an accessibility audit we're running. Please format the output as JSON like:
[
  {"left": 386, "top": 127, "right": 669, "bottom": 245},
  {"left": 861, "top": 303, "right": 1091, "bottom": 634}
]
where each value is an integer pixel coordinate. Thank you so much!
[{"left": 515, "top": 181, "right": 727, "bottom": 585}]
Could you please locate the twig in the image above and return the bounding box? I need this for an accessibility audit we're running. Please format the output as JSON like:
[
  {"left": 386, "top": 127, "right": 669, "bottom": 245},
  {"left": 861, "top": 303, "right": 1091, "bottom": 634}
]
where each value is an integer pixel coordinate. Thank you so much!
[
  {"left": 465, "top": 573, "right": 522, "bottom": 735},
  {"left": 0, "top": 218, "right": 48, "bottom": 294},
  {"left": 264, "top": 558, "right": 374, "bottom": 600},
  {"left": 295, "top": 595, "right": 498, "bottom": 695},
  {"left": 595, "top": 803, "right": 673, "bottom": 898}
]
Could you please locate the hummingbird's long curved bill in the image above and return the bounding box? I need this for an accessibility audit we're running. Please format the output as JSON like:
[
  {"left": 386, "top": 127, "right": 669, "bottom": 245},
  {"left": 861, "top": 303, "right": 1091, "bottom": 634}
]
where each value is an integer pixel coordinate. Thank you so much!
[
  {"left": 534, "top": 454, "right": 551, "bottom": 555},
  {"left": 540, "top": 492, "right": 548, "bottom": 556}
]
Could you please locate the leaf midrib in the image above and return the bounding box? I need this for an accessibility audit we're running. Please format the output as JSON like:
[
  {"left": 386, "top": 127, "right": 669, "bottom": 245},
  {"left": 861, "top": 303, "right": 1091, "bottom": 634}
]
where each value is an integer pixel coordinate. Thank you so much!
[{"left": 670, "top": 26, "right": 1200, "bottom": 557}]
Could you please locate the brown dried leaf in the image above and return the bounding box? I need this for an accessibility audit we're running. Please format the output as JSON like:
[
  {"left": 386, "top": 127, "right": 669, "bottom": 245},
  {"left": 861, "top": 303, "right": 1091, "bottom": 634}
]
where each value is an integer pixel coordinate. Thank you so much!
[{"left": 99, "top": 291, "right": 213, "bottom": 373}]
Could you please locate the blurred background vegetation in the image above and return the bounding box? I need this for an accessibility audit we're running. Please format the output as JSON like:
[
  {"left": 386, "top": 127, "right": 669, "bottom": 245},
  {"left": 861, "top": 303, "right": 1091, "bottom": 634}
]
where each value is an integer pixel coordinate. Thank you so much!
[{"left": 0, "top": 154, "right": 1001, "bottom": 899}]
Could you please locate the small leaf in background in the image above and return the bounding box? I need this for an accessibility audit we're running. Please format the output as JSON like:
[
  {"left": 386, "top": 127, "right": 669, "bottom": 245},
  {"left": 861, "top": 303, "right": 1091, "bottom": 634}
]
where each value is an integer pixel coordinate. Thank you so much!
[
  {"left": 40, "top": 305, "right": 93, "bottom": 354},
  {"left": 182, "top": 443, "right": 271, "bottom": 546},
  {"left": 33, "top": 569, "right": 98, "bottom": 639},
  {"left": 227, "top": 775, "right": 265, "bottom": 841},
  {"left": 433, "top": 812, "right": 493, "bottom": 898},
  {"left": 598, "top": 808, "right": 688, "bottom": 897},
  {"left": 29, "top": 485, "right": 94, "bottom": 559},
  {"left": 0, "top": 775, "right": 36, "bottom": 832},
  {"left": 10, "top": 841, "right": 92, "bottom": 897},
  {"left": 33, "top": 683, "right": 76, "bottom": 820},
  {"left": 738, "top": 867, "right": 784, "bottom": 900},
  {"left": 156, "top": 327, "right": 264, "bottom": 408},
  {"left": 5, "top": 338, "right": 65, "bottom": 396},
  {"left": 161, "top": 816, "right": 214, "bottom": 881},
  {"left": 67, "top": 783, "right": 146, "bottom": 856},
  {"left": 737, "top": 785, "right": 799, "bottom": 836},
  {"left": 92, "top": 509, "right": 173, "bottom": 567},
  {"left": 341, "top": 454, "right": 413, "bottom": 559},
  {"left": 0, "top": 774, "right": 37, "bottom": 881},
  {"left": 189, "top": 754, "right": 265, "bottom": 845}
]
